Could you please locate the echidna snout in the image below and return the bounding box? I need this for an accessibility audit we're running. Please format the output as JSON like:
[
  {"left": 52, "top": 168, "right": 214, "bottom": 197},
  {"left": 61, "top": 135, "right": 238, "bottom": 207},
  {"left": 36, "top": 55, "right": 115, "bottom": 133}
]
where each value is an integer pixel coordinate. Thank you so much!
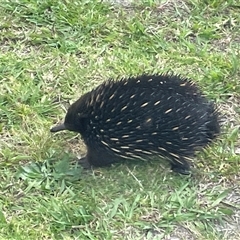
[
  {"left": 51, "top": 74, "right": 220, "bottom": 175},
  {"left": 50, "top": 123, "right": 66, "bottom": 132}
]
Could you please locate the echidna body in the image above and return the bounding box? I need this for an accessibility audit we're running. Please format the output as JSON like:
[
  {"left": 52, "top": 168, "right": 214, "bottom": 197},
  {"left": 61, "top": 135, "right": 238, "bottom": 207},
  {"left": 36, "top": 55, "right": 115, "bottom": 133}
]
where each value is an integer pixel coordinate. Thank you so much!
[{"left": 51, "top": 74, "right": 220, "bottom": 175}]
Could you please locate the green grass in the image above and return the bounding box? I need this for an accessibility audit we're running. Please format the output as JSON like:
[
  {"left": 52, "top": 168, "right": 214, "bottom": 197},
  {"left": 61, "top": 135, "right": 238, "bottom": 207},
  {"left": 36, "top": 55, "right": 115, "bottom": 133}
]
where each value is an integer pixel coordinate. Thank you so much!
[{"left": 0, "top": 0, "right": 240, "bottom": 239}]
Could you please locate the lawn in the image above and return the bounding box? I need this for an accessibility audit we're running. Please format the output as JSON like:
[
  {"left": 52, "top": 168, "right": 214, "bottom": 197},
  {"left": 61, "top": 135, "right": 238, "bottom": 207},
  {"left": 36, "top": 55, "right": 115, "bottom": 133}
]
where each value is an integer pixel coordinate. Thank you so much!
[{"left": 0, "top": 0, "right": 240, "bottom": 239}]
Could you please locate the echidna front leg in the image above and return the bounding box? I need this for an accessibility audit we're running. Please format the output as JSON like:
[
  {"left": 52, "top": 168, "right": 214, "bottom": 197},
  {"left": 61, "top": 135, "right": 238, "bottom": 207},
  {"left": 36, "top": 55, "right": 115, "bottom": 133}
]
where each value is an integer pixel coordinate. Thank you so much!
[
  {"left": 85, "top": 146, "right": 122, "bottom": 167},
  {"left": 170, "top": 158, "right": 191, "bottom": 175},
  {"left": 78, "top": 156, "right": 92, "bottom": 169}
]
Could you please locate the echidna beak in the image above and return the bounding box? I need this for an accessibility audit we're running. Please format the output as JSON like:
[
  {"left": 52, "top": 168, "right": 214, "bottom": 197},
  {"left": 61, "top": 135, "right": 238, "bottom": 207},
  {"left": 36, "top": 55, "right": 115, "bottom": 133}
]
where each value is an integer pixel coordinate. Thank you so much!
[{"left": 50, "top": 123, "right": 66, "bottom": 133}]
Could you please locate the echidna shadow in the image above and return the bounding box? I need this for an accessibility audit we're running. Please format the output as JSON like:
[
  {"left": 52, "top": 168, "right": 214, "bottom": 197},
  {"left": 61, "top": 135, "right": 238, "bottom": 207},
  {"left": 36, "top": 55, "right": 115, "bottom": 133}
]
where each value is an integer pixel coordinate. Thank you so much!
[{"left": 51, "top": 74, "right": 220, "bottom": 175}]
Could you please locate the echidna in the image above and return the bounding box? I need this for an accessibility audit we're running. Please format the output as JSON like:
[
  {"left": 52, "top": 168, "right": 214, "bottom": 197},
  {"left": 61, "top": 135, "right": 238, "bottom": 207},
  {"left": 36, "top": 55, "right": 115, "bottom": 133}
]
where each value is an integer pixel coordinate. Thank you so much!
[{"left": 50, "top": 74, "right": 220, "bottom": 175}]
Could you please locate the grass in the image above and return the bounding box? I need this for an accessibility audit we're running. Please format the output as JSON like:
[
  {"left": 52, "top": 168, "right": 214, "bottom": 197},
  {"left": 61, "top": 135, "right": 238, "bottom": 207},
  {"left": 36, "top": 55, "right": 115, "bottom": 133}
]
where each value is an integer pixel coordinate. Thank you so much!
[{"left": 0, "top": 0, "right": 240, "bottom": 239}]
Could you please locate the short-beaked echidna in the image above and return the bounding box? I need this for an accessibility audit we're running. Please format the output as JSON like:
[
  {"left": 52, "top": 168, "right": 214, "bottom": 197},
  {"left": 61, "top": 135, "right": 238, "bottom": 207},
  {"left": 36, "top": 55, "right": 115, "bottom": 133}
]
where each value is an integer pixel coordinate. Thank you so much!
[{"left": 50, "top": 74, "right": 220, "bottom": 175}]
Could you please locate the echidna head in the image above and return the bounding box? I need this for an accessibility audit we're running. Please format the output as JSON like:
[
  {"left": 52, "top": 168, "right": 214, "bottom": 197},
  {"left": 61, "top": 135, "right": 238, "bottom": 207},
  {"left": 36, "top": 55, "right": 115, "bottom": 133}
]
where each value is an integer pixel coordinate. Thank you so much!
[{"left": 50, "top": 97, "right": 89, "bottom": 134}]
